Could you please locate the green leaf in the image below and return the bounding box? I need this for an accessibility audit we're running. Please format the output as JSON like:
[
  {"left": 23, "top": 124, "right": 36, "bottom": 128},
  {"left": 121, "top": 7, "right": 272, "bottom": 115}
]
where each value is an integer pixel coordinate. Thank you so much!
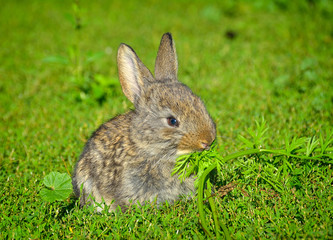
[
  {"left": 319, "top": 130, "right": 333, "bottom": 154},
  {"left": 172, "top": 153, "right": 195, "bottom": 182},
  {"left": 306, "top": 136, "right": 319, "bottom": 157},
  {"left": 285, "top": 136, "right": 307, "bottom": 153},
  {"left": 239, "top": 118, "right": 268, "bottom": 149},
  {"left": 238, "top": 134, "right": 255, "bottom": 149},
  {"left": 40, "top": 172, "right": 72, "bottom": 202}
]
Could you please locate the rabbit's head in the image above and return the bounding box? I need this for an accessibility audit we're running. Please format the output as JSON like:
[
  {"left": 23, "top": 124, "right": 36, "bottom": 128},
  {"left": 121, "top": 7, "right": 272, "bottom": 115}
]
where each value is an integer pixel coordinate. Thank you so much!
[{"left": 117, "top": 33, "right": 216, "bottom": 158}]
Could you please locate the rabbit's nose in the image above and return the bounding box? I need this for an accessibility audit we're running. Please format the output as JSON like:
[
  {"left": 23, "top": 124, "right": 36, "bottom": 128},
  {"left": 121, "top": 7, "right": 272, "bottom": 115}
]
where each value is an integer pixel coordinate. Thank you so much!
[{"left": 201, "top": 141, "right": 211, "bottom": 151}]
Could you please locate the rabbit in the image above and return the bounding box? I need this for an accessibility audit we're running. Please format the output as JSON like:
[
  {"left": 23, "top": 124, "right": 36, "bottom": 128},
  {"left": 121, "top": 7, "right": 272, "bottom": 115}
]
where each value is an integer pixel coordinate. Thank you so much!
[{"left": 72, "top": 33, "right": 216, "bottom": 212}]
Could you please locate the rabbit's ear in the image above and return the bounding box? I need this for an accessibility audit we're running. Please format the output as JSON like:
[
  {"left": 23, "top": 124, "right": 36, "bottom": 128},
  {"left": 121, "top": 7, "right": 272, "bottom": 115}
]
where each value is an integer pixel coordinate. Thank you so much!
[
  {"left": 117, "top": 44, "right": 154, "bottom": 104},
  {"left": 154, "top": 33, "right": 178, "bottom": 81}
]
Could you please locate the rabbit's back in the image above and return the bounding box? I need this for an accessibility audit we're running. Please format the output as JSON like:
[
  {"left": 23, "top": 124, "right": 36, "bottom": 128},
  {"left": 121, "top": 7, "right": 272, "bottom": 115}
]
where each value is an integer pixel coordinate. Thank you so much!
[{"left": 72, "top": 112, "right": 136, "bottom": 209}]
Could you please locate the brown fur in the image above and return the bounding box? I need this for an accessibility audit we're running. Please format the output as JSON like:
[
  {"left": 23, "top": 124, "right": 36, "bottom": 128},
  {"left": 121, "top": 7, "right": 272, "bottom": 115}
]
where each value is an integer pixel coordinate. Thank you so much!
[{"left": 72, "top": 33, "right": 216, "bottom": 211}]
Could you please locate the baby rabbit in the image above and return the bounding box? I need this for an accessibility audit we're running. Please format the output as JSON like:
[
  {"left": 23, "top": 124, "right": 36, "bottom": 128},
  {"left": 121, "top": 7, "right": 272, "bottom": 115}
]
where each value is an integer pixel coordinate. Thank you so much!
[{"left": 72, "top": 33, "right": 216, "bottom": 212}]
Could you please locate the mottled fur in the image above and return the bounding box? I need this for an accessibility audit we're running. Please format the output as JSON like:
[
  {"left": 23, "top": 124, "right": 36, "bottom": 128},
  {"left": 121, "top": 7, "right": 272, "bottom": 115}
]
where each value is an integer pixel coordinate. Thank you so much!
[{"left": 72, "top": 33, "right": 216, "bottom": 211}]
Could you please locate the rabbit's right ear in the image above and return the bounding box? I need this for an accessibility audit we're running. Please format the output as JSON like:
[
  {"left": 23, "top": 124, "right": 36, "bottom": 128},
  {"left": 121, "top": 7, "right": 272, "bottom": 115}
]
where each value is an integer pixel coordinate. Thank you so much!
[
  {"left": 117, "top": 44, "right": 154, "bottom": 104},
  {"left": 154, "top": 33, "right": 178, "bottom": 81}
]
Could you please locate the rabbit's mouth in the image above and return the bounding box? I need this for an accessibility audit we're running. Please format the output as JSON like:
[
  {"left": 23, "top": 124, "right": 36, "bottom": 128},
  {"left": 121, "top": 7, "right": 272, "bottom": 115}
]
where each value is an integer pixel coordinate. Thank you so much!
[{"left": 177, "top": 130, "right": 215, "bottom": 156}]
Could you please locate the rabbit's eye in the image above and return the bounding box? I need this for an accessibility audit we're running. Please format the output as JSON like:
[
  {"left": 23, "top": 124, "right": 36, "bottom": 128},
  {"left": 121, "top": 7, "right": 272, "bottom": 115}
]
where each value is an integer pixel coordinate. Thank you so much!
[{"left": 167, "top": 117, "right": 179, "bottom": 127}]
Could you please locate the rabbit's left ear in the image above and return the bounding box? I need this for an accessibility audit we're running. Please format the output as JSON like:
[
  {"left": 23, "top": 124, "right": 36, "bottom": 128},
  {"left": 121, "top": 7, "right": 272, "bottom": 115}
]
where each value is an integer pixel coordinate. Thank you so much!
[
  {"left": 117, "top": 43, "right": 154, "bottom": 104},
  {"left": 154, "top": 33, "right": 178, "bottom": 81}
]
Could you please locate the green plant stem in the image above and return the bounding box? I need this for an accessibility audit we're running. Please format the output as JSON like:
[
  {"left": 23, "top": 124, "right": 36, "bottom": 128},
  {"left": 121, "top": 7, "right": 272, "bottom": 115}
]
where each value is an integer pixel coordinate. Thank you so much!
[
  {"left": 205, "top": 181, "right": 220, "bottom": 239},
  {"left": 205, "top": 189, "right": 219, "bottom": 238},
  {"left": 198, "top": 164, "right": 215, "bottom": 238},
  {"left": 225, "top": 148, "right": 332, "bottom": 163},
  {"left": 205, "top": 181, "right": 232, "bottom": 240}
]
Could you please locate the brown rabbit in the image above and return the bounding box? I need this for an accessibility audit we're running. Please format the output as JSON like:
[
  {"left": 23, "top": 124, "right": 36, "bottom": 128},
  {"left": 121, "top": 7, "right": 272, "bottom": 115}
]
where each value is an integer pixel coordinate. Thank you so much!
[{"left": 72, "top": 33, "right": 216, "bottom": 212}]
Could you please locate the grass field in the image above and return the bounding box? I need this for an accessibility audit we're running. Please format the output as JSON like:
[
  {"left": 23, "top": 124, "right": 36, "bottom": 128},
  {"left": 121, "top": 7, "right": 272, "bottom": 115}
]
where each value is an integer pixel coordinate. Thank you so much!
[{"left": 1, "top": 0, "right": 332, "bottom": 239}]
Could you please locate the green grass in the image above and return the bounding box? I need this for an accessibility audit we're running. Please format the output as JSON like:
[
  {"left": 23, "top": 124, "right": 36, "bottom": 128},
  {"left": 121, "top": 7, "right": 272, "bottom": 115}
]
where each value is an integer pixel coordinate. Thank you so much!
[{"left": 1, "top": 0, "right": 333, "bottom": 239}]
